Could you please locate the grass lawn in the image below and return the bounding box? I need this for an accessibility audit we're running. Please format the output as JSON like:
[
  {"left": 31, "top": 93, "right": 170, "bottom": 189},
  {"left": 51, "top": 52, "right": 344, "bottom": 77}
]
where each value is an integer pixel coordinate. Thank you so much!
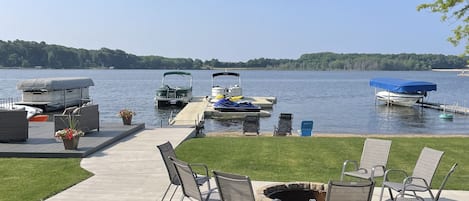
[
  {"left": 175, "top": 136, "right": 468, "bottom": 190},
  {"left": 0, "top": 158, "right": 92, "bottom": 201},
  {"left": 0, "top": 136, "right": 466, "bottom": 201}
]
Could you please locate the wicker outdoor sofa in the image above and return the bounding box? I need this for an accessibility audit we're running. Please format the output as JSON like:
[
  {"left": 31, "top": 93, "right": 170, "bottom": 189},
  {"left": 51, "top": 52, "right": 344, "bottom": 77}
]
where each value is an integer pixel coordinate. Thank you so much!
[{"left": 0, "top": 109, "right": 28, "bottom": 142}]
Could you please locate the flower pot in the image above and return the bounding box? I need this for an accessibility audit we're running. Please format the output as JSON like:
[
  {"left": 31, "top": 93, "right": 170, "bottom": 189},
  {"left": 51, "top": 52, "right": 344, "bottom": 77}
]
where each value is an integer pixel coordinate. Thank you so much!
[
  {"left": 122, "top": 116, "right": 132, "bottom": 125},
  {"left": 63, "top": 136, "right": 80, "bottom": 150}
]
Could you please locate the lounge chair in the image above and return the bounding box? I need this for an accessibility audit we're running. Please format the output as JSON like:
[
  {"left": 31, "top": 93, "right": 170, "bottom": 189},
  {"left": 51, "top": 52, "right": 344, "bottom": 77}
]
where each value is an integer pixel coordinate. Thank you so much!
[
  {"left": 326, "top": 180, "right": 374, "bottom": 201},
  {"left": 395, "top": 163, "right": 458, "bottom": 201},
  {"left": 213, "top": 170, "right": 255, "bottom": 201},
  {"left": 273, "top": 113, "right": 292, "bottom": 136},
  {"left": 169, "top": 157, "right": 217, "bottom": 201},
  {"left": 341, "top": 138, "right": 392, "bottom": 182},
  {"left": 156, "top": 142, "right": 211, "bottom": 201},
  {"left": 299, "top": 120, "right": 313, "bottom": 136},
  {"left": 379, "top": 147, "right": 445, "bottom": 201},
  {"left": 242, "top": 115, "right": 259, "bottom": 135}
]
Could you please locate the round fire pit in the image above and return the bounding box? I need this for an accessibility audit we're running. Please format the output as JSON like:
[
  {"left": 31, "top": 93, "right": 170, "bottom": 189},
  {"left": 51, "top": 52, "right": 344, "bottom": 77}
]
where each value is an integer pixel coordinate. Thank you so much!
[{"left": 257, "top": 182, "right": 326, "bottom": 201}]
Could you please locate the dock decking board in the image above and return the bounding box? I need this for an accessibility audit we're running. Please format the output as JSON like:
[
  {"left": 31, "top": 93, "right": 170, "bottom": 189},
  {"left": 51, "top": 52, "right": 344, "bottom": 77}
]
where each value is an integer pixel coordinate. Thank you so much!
[
  {"left": 171, "top": 97, "right": 209, "bottom": 126},
  {"left": 0, "top": 122, "right": 145, "bottom": 158}
]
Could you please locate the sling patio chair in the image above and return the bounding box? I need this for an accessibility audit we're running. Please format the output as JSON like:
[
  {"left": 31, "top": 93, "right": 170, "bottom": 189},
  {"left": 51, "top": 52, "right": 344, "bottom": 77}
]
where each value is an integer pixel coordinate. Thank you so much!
[
  {"left": 298, "top": 120, "right": 313, "bottom": 136},
  {"left": 213, "top": 170, "right": 255, "bottom": 201},
  {"left": 395, "top": 163, "right": 458, "bottom": 201},
  {"left": 273, "top": 113, "right": 293, "bottom": 136},
  {"left": 242, "top": 115, "right": 259, "bottom": 135},
  {"left": 156, "top": 142, "right": 211, "bottom": 201},
  {"left": 326, "top": 180, "right": 375, "bottom": 201},
  {"left": 169, "top": 157, "right": 218, "bottom": 201},
  {"left": 379, "top": 147, "right": 445, "bottom": 201},
  {"left": 340, "top": 138, "right": 392, "bottom": 182}
]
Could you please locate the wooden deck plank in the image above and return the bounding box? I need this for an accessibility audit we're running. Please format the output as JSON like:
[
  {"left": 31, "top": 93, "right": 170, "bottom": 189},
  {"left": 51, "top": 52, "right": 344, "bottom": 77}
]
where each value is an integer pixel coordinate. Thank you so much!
[{"left": 171, "top": 97, "right": 209, "bottom": 126}]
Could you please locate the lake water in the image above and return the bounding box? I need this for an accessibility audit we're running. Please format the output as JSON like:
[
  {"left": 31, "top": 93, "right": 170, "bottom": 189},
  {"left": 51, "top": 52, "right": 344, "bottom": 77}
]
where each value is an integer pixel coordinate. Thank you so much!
[{"left": 1, "top": 69, "right": 469, "bottom": 135}]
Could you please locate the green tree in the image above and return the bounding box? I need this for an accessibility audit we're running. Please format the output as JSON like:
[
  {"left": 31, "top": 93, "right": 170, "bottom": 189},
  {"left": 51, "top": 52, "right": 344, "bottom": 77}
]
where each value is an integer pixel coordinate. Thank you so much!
[{"left": 417, "top": 1, "right": 469, "bottom": 55}]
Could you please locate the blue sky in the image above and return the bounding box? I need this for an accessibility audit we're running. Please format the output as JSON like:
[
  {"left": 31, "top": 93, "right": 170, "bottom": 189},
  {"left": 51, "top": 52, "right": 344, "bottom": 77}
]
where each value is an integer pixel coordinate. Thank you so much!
[{"left": 0, "top": 0, "right": 463, "bottom": 61}]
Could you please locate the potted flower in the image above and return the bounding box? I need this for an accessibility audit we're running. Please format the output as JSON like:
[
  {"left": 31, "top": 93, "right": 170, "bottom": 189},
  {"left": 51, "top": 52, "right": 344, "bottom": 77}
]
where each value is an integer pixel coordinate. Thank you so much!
[
  {"left": 54, "top": 115, "right": 84, "bottom": 150},
  {"left": 118, "top": 109, "right": 135, "bottom": 125}
]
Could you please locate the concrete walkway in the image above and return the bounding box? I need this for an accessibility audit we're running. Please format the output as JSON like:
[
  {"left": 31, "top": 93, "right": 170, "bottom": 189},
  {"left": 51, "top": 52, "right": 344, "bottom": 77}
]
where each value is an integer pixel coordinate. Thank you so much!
[
  {"left": 46, "top": 127, "right": 193, "bottom": 201},
  {"left": 46, "top": 128, "right": 468, "bottom": 201}
]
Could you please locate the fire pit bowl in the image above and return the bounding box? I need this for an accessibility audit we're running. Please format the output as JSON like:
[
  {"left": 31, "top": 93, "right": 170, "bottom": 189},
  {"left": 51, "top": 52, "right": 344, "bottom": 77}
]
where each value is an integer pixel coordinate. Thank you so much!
[{"left": 257, "top": 182, "right": 326, "bottom": 201}]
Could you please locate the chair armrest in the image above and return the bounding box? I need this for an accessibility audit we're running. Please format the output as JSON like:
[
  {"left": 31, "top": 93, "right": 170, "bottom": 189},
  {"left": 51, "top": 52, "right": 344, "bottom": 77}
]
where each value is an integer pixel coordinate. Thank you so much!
[
  {"left": 189, "top": 163, "right": 210, "bottom": 177},
  {"left": 400, "top": 176, "right": 430, "bottom": 198},
  {"left": 340, "top": 160, "right": 358, "bottom": 180},
  {"left": 383, "top": 169, "right": 409, "bottom": 182},
  {"left": 370, "top": 165, "right": 386, "bottom": 180}
]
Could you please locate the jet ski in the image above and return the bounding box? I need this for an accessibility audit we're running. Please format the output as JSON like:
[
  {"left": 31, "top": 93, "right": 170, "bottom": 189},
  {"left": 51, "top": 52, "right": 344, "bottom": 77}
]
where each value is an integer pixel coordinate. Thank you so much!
[{"left": 213, "top": 98, "right": 261, "bottom": 112}]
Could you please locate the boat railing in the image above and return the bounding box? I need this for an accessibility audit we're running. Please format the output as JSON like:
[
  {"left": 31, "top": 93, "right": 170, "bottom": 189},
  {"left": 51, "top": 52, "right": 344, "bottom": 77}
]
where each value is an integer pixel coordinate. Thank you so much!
[{"left": 0, "top": 97, "right": 21, "bottom": 109}]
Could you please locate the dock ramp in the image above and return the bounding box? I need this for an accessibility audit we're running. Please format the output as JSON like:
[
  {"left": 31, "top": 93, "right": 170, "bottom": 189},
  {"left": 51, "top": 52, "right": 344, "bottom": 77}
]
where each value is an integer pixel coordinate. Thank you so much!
[{"left": 170, "top": 97, "right": 209, "bottom": 127}]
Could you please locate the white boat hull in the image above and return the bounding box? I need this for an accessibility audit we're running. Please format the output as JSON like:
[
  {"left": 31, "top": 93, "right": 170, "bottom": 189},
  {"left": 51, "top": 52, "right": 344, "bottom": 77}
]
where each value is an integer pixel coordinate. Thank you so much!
[
  {"left": 0, "top": 104, "right": 43, "bottom": 119},
  {"left": 211, "top": 86, "right": 242, "bottom": 99},
  {"left": 376, "top": 91, "right": 424, "bottom": 107}
]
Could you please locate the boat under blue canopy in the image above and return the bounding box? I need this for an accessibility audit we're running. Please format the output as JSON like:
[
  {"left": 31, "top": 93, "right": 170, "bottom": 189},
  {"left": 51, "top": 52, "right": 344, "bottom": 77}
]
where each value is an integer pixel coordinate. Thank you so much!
[{"left": 369, "top": 77, "right": 437, "bottom": 94}]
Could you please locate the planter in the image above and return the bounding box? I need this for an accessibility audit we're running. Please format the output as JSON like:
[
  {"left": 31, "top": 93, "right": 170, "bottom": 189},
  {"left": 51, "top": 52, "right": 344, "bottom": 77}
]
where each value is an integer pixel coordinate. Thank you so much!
[
  {"left": 122, "top": 116, "right": 132, "bottom": 125},
  {"left": 63, "top": 136, "right": 80, "bottom": 150}
]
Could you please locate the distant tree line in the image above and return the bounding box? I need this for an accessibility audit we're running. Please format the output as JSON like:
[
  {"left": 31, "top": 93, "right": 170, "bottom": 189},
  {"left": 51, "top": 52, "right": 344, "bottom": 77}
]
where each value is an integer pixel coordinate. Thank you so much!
[{"left": 0, "top": 40, "right": 467, "bottom": 70}]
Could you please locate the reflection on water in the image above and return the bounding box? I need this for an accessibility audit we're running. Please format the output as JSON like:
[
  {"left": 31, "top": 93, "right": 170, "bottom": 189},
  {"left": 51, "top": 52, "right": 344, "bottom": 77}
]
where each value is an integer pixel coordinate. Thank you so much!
[
  {"left": 374, "top": 105, "right": 426, "bottom": 133},
  {"left": 376, "top": 105, "right": 423, "bottom": 121},
  {"left": 152, "top": 106, "right": 182, "bottom": 127}
]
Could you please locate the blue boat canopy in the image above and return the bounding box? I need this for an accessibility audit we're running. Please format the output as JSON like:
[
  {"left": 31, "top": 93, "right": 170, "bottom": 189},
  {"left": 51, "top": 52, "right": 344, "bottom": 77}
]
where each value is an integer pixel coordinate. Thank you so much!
[{"left": 369, "top": 77, "right": 437, "bottom": 94}]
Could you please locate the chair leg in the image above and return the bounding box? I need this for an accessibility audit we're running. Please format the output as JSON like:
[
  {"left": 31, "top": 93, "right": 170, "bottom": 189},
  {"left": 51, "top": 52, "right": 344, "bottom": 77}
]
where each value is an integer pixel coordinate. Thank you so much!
[
  {"left": 161, "top": 184, "right": 172, "bottom": 201},
  {"left": 427, "top": 189, "right": 435, "bottom": 200},
  {"left": 388, "top": 188, "right": 395, "bottom": 201},
  {"left": 169, "top": 186, "right": 179, "bottom": 201},
  {"left": 379, "top": 186, "right": 386, "bottom": 201}
]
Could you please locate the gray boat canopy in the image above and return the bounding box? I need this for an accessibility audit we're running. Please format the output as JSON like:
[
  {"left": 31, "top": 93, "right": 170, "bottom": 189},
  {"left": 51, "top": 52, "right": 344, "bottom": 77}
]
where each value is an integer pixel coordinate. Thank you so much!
[
  {"left": 17, "top": 77, "right": 95, "bottom": 91},
  {"left": 212, "top": 72, "right": 240, "bottom": 77},
  {"left": 163, "top": 71, "right": 191, "bottom": 76}
]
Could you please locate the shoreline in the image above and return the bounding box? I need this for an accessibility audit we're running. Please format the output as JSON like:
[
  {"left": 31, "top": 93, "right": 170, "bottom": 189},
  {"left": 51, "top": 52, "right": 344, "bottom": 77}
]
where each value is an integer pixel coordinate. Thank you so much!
[
  {"left": 432, "top": 68, "right": 468, "bottom": 72},
  {"left": 205, "top": 131, "right": 469, "bottom": 138}
]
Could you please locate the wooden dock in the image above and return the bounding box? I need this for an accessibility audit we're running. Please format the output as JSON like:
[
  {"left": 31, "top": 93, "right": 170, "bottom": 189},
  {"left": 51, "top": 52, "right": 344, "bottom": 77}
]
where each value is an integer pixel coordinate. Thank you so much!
[
  {"left": 170, "top": 96, "right": 277, "bottom": 126},
  {"left": 204, "top": 107, "right": 271, "bottom": 119},
  {"left": 419, "top": 101, "right": 469, "bottom": 115},
  {"left": 170, "top": 97, "right": 209, "bottom": 127},
  {"left": 209, "top": 96, "right": 276, "bottom": 108}
]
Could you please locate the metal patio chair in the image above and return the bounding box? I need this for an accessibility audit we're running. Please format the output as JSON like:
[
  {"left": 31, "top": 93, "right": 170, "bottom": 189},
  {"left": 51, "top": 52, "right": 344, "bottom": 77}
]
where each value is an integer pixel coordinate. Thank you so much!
[
  {"left": 379, "top": 147, "right": 445, "bottom": 201},
  {"left": 169, "top": 157, "right": 217, "bottom": 201},
  {"left": 242, "top": 115, "right": 259, "bottom": 135},
  {"left": 341, "top": 138, "right": 392, "bottom": 182},
  {"left": 326, "top": 180, "right": 375, "bottom": 201},
  {"left": 273, "top": 113, "right": 292, "bottom": 136},
  {"left": 213, "top": 170, "right": 255, "bottom": 201},
  {"left": 395, "top": 163, "right": 458, "bottom": 201},
  {"left": 157, "top": 142, "right": 211, "bottom": 201}
]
